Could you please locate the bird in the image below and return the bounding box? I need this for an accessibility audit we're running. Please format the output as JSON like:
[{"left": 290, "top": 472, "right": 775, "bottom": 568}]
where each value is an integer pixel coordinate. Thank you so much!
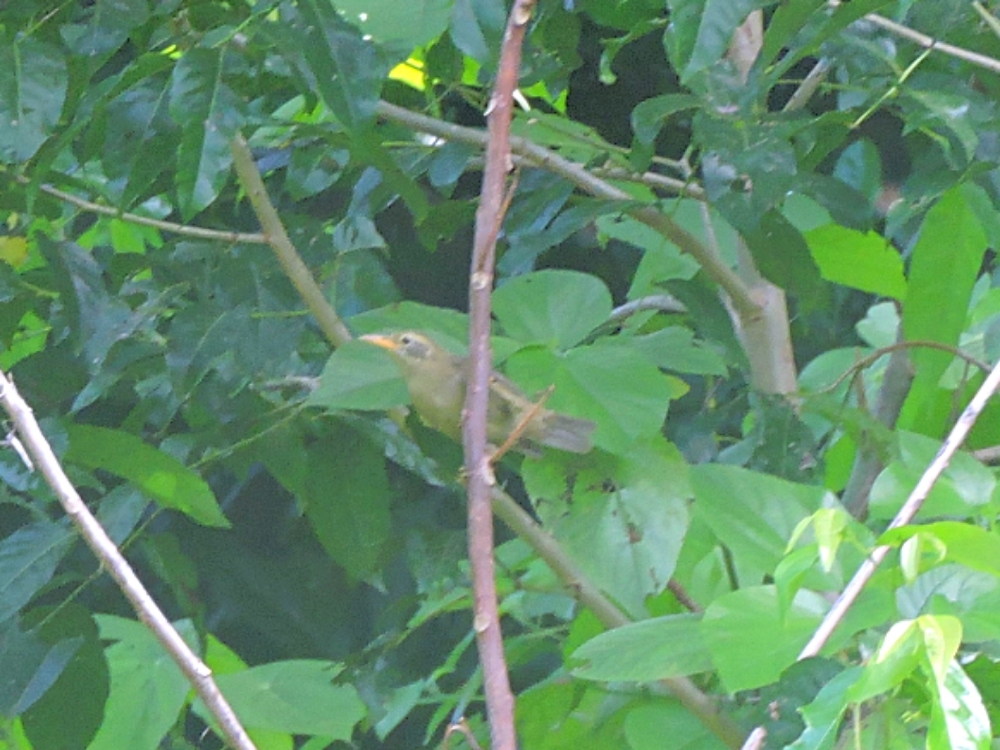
[{"left": 360, "top": 331, "right": 595, "bottom": 456}]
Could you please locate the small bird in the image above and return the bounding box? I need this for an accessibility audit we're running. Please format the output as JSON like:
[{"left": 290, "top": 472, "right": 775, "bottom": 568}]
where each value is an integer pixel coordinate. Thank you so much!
[{"left": 361, "top": 331, "right": 595, "bottom": 456}]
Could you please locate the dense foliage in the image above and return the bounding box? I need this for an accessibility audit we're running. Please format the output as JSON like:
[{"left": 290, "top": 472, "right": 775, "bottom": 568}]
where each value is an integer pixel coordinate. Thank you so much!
[{"left": 3, "top": 1, "right": 1000, "bottom": 748}]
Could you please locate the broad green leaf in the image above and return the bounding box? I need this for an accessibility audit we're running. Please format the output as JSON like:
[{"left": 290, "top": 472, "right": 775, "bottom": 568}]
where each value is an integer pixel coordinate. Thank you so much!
[
  {"left": 103, "top": 77, "right": 177, "bottom": 207},
  {"left": 598, "top": 212, "right": 703, "bottom": 298},
  {"left": 691, "top": 465, "right": 829, "bottom": 585},
  {"left": 632, "top": 327, "right": 727, "bottom": 376},
  {"left": 0, "top": 521, "right": 75, "bottom": 624},
  {"left": 21, "top": 605, "right": 108, "bottom": 750},
  {"left": 204, "top": 661, "right": 365, "bottom": 739},
  {"left": 60, "top": 0, "right": 149, "bottom": 58},
  {"left": 631, "top": 94, "right": 701, "bottom": 146},
  {"left": 449, "top": 0, "right": 505, "bottom": 68},
  {"left": 89, "top": 616, "right": 195, "bottom": 750},
  {"left": 571, "top": 613, "right": 711, "bottom": 682},
  {"left": 309, "top": 339, "right": 410, "bottom": 411},
  {"left": 336, "top": 0, "right": 452, "bottom": 59},
  {"left": 901, "top": 184, "right": 988, "bottom": 430},
  {"left": 787, "top": 667, "right": 863, "bottom": 750},
  {"left": 805, "top": 224, "right": 907, "bottom": 299},
  {"left": 624, "top": 702, "right": 726, "bottom": 750},
  {"left": 869, "top": 431, "right": 995, "bottom": 522},
  {"left": 169, "top": 48, "right": 244, "bottom": 216},
  {"left": 0, "top": 35, "right": 67, "bottom": 162},
  {"left": 294, "top": 0, "right": 385, "bottom": 127},
  {"left": 677, "top": 0, "right": 772, "bottom": 83},
  {"left": 926, "top": 658, "right": 991, "bottom": 750},
  {"left": 506, "top": 343, "right": 673, "bottom": 455},
  {"left": 846, "top": 619, "right": 923, "bottom": 703},
  {"left": 0, "top": 619, "right": 81, "bottom": 716},
  {"left": 746, "top": 210, "right": 823, "bottom": 299},
  {"left": 66, "top": 424, "right": 229, "bottom": 528},
  {"left": 523, "top": 440, "right": 690, "bottom": 617},
  {"left": 880, "top": 522, "right": 1000, "bottom": 578},
  {"left": 494, "top": 270, "right": 612, "bottom": 349},
  {"left": 302, "top": 431, "right": 391, "bottom": 580},
  {"left": 701, "top": 586, "right": 825, "bottom": 693}
]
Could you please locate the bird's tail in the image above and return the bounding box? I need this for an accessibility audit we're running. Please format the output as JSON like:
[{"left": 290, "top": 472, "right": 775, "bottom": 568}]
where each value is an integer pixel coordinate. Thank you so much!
[{"left": 540, "top": 413, "right": 596, "bottom": 454}]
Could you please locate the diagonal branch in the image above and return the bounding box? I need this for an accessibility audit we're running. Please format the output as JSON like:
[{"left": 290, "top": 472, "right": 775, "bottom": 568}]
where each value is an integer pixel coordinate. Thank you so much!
[{"left": 0, "top": 371, "right": 257, "bottom": 750}]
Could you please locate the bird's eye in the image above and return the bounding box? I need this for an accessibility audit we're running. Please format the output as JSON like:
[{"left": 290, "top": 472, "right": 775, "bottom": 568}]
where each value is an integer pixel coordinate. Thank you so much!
[{"left": 400, "top": 334, "right": 413, "bottom": 345}]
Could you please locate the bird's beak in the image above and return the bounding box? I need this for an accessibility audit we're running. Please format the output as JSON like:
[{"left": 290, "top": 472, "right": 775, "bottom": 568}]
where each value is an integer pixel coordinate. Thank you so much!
[{"left": 359, "top": 333, "right": 398, "bottom": 352}]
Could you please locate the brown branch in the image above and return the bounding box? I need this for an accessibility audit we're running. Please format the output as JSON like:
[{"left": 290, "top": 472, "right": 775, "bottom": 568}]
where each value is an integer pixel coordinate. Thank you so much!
[
  {"left": 229, "top": 134, "right": 352, "bottom": 347},
  {"left": 490, "top": 490, "right": 744, "bottom": 748},
  {"left": 19, "top": 177, "right": 267, "bottom": 245},
  {"left": 462, "top": 4, "right": 535, "bottom": 750},
  {"left": 0, "top": 371, "right": 256, "bottom": 750}
]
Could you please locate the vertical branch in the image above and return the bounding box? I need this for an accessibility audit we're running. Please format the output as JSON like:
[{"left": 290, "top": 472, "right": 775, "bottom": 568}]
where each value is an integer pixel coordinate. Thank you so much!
[
  {"left": 463, "top": 3, "right": 535, "bottom": 749},
  {"left": 0, "top": 371, "right": 257, "bottom": 750}
]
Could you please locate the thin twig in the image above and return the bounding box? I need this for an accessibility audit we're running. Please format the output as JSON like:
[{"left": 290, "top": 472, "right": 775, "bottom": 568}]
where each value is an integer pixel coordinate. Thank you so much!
[
  {"left": 20, "top": 178, "right": 267, "bottom": 244},
  {"left": 0, "top": 371, "right": 256, "bottom": 750}
]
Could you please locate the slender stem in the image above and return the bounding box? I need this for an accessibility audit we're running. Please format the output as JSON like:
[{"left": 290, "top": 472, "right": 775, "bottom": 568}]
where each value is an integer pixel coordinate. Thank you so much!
[
  {"left": 21, "top": 178, "right": 267, "bottom": 244},
  {"left": 229, "top": 134, "right": 352, "bottom": 347},
  {"left": 0, "top": 371, "right": 256, "bottom": 750}
]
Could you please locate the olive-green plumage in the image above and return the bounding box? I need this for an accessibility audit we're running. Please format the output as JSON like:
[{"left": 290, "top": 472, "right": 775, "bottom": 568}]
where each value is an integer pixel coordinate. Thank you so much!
[{"left": 361, "top": 331, "right": 595, "bottom": 455}]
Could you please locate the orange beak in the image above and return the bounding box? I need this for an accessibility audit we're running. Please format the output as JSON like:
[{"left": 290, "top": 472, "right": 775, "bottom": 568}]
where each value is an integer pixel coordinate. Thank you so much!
[{"left": 359, "top": 333, "right": 398, "bottom": 352}]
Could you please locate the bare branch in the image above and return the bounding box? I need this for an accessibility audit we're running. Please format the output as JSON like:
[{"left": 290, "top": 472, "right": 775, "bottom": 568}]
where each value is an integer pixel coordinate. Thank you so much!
[
  {"left": 462, "top": 3, "right": 535, "bottom": 749},
  {"left": 0, "top": 371, "right": 256, "bottom": 750},
  {"left": 229, "top": 134, "right": 353, "bottom": 348}
]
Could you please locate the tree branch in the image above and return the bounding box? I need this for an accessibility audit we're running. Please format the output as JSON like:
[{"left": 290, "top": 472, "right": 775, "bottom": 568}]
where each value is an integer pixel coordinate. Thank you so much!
[
  {"left": 229, "top": 134, "right": 352, "bottom": 347},
  {"left": 19, "top": 177, "right": 267, "bottom": 245},
  {"left": 0, "top": 371, "right": 257, "bottom": 750},
  {"left": 462, "top": 4, "right": 534, "bottom": 749}
]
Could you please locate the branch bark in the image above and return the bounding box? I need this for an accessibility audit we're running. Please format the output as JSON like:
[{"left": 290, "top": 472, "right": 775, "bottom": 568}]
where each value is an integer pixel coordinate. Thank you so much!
[
  {"left": 462, "top": 4, "right": 536, "bottom": 750},
  {"left": 0, "top": 371, "right": 256, "bottom": 750}
]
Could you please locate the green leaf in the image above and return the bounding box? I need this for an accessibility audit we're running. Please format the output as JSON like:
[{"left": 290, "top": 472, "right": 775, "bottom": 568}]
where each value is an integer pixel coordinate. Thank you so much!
[
  {"left": 523, "top": 440, "right": 691, "bottom": 617},
  {"left": 0, "top": 619, "right": 81, "bottom": 716},
  {"left": 169, "top": 48, "right": 244, "bottom": 216},
  {"left": 880, "top": 522, "right": 1000, "bottom": 578},
  {"left": 335, "top": 0, "right": 452, "bottom": 59},
  {"left": 624, "top": 702, "right": 725, "bottom": 750},
  {"left": 691, "top": 465, "right": 829, "bottom": 585},
  {"left": 805, "top": 224, "right": 907, "bottom": 299},
  {"left": 571, "top": 613, "right": 711, "bottom": 682},
  {"left": 66, "top": 424, "right": 230, "bottom": 528},
  {"left": 294, "top": 0, "right": 385, "bottom": 128},
  {"left": 88, "top": 616, "right": 195, "bottom": 750},
  {"left": 925, "top": 658, "right": 991, "bottom": 750},
  {"left": 302, "top": 431, "right": 391, "bottom": 580},
  {"left": 0, "top": 35, "right": 67, "bottom": 162},
  {"left": 632, "top": 327, "right": 728, "bottom": 376},
  {"left": 787, "top": 667, "right": 862, "bottom": 750},
  {"left": 901, "top": 184, "right": 988, "bottom": 430},
  {"left": 745, "top": 210, "right": 824, "bottom": 299},
  {"left": 869, "top": 431, "right": 995, "bottom": 522},
  {"left": 494, "top": 271, "right": 612, "bottom": 349},
  {"left": 21, "top": 605, "right": 108, "bottom": 750},
  {"left": 205, "top": 661, "right": 366, "bottom": 739},
  {"left": 631, "top": 94, "right": 701, "bottom": 146},
  {"left": 0, "top": 521, "right": 75, "bottom": 624},
  {"left": 506, "top": 342, "right": 673, "bottom": 455},
  {"left": 677, "top": 0, "right": 772, "bottom": 83},
  {"left": 309, "top": 339, "right": 410, "bottom": 411},
  {"left": 701, "top": 586, "right": 825, "bottom": 693}
]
